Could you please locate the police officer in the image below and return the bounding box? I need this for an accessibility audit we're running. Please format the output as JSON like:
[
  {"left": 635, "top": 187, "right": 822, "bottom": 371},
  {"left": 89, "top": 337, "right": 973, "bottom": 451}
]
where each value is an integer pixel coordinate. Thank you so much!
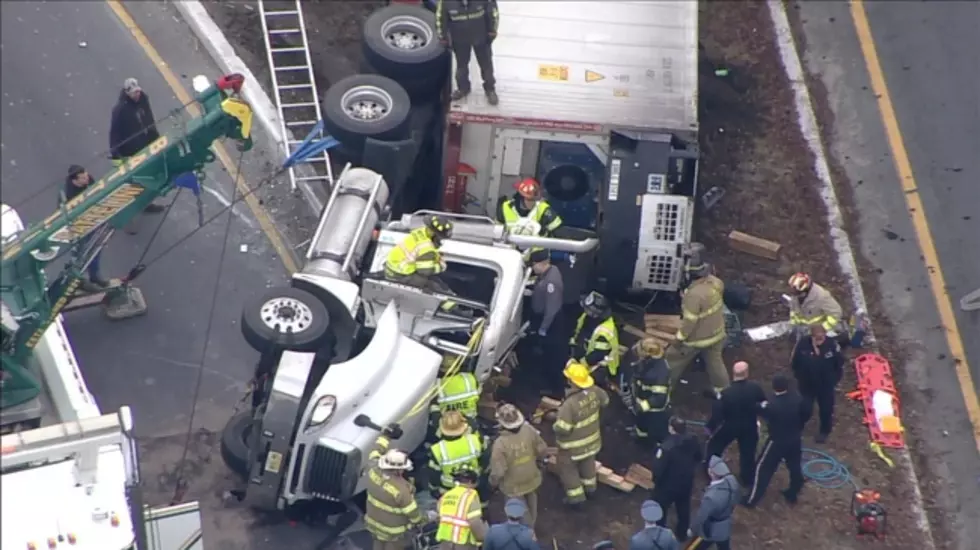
[
  {"left": 483, "top": 498, "right": 541, "bottom": 550},
  {"left": 429, "top": 411, "right": 486, "bottom": 502},
  {"left": 704, "top": 361, "right": 766, "bottom": 486},
  {"left": 496, "top": 178, "right": 563, "bottom": 237},
  {"left": 688, "top": 456, "right": 740, "bottom": 550},
  {"left": 569, "top": 291, "right": 620, "bottom": 387},
  {"left": 553, "top": 361, "right": 609, "bottom": 506},
  {"left": 651, "top": 417, "right": 701, "bottom": 541},
  {"left": 436, "top": 469, "right": 489, "bottom": 550},
  {"left": 665, "top": 249, "right": 729, "bottom": 394},
  {"left": 489, "top": 404, "right": 549, "bottom": 529},
  {"left": 365, "top": 448, "right": 428, "bottom": 550},
  {"left": 744, "top": 374, "right": 807, "bottom": 507},
  {"left": 528, "top": 248, "right": 566, "bottom": 396},
  {"left": 629, "top": 500, "right": 680, "bottom": 550},
  {"left": 385, "top": 215, "right": 455, "bottom": 293},
  {"left": 436, "top": 0, "right": 499, "bottom": 105},
  {"left": 630, "top": 339, "right": 672, "bottom": 447},
  {"left": 791, "top": 323, "right": 845, "bottom": 443}
]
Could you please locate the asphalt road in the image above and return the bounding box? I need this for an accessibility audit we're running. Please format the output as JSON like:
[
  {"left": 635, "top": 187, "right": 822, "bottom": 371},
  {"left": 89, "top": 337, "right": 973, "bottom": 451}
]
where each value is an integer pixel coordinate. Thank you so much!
[
  {"left": 0, "top": 0, "right": 293, "bottom": 438},
  {"left": 796, "top": 2, "right": 980, "bottom": 548}
]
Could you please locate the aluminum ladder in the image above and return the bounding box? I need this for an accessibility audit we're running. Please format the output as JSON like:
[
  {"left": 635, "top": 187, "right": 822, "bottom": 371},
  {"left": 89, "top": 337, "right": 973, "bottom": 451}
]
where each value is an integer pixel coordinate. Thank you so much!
[{"left": 257, "top": 0, "right": 333, "bottom": 192}]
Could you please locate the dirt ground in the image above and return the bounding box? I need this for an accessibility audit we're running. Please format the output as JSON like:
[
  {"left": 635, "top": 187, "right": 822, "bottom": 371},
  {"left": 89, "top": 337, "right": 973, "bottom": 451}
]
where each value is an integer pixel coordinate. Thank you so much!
[{"left": 202, "top": 1, "right": 937, "bottom": 548}]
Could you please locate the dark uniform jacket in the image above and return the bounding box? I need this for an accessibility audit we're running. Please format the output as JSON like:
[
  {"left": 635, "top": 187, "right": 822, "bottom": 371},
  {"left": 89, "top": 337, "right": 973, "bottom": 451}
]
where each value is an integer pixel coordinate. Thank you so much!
[
  {"left": 633, "top": 357, "right": 671, "bottom": 412},
  {"left": 791, "top": 336, "right": 845, "bottom": 390},
  {"left": 651, "top": 432, "right": 702, "bottom": 494},
  {"left": 759, "top": 391, "right": 807, "bottom": 443},
  {"left": 436, "top": 0, "right": 499, "bottom": 44},
  {"left": 483, "top": 522, "right": 540, "bottom": 550},
  {"left": 109, "top": 90, "right": 160, "bottom": 159},
  {"left": 706, "top": 379, "right": 766, "bottom": 433}
]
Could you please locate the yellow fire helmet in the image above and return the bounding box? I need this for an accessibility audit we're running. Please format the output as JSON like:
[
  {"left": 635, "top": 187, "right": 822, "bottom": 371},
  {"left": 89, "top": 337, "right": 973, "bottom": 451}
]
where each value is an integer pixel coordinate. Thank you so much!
[
  {"left": 563, "top": 360, "right": 594, "bottom": 389},
  {"left": 439, "top": 410, "right": 470, "bottom": 437}
]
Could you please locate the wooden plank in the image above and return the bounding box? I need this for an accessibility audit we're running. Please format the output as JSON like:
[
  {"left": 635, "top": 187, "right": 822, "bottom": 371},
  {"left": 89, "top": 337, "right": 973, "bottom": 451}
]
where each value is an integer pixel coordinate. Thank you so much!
[
  {"left": 624, "top": 464, "right": 654, "bottom": 490},
  {"left": 622, "top": 323, "right": 648, "bottom": 340},
  {"left": 645, "top": 328, "right": 677, "bottom": 343},
  {"left": 728, "top": 230, "right": 781, "bottom": 260},
  {"left": 644, "top": 314, "right": 682, "bottom": 332},
  {"left": 539, "top": 397, "right": 562, "bottom": 410}
]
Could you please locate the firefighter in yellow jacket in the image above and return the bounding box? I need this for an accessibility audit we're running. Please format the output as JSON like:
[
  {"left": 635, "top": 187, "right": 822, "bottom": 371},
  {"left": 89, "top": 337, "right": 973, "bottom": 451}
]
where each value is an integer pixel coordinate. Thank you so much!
[
  {"left": 787, "top": 272, "right": 845, "bottom": 336},
  {"left": 496, "top": 178, "right": 562, "bottom": 237},
  {"left": 554, "top": 360, "right": 609, "bottom": 506},
  {"left": 666, "top": 252, "right": 729, "bottom": 394},
  {"left": 365, "top": 446, "right": 427, "bottom": 550},
  {"left": 385, "top": 215, "right": 455, "bottom": 292},
  {"left": 435, "top": 469, "right": 489, "bottom": 550},
  {"left": 428, "top": 411, "right": 487, "bottom": 502},
  {"left": 489, "top": 403, "right": 550, "bottom": 528},
  {"left": 569, "top": 291, "right": 621, "bottom": 386}
]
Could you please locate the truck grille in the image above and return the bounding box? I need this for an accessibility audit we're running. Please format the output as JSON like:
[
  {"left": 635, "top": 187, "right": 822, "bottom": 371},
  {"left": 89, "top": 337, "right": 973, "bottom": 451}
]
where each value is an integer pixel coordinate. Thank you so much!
[{"left": 306, "top": 444, "right": 357, "bottom": 499}]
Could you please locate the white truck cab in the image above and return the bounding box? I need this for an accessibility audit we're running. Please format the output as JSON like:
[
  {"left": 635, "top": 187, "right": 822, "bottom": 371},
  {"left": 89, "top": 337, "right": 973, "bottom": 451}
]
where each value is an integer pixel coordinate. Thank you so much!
[{"left": 228, "top": 167, "right": 596, "bottom": 511}]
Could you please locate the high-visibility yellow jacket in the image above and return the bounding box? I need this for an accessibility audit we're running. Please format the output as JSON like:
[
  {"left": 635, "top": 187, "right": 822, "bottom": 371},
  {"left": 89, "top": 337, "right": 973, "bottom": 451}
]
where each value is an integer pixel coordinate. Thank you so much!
[
  {"left": 436, "top": 372, "right": 481, "bottom": 417},
  {"left": 428, "top": 433, "right": 485, "bottom": 492},
  {"left": 553, "top": 386, "right": 609, "bottom": 461},
  {"left": 385, "top": 227, "right": 445, "bottom": 277},
  {"left": 676, "top": 275, "right": 726, "bottom": 348},
  {"left": 365, "top": 466, "right": 424, "bottom": 542},
  {"left": 790, "top": 282, "right": 843, "bottom": 333},
  {"left": 436, "top": 486, "right": 487, "bottom": 546},
  {"left": 498, "top": 197, "right": 562, "bottom": 236},
  {"left": 570, "top": 315, "right": 621, "bottom": 376}
]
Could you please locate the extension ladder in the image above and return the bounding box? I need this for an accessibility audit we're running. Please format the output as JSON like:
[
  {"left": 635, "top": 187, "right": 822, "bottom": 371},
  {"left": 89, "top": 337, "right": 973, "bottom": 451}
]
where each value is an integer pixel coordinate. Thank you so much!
[{"left": 257, "top": 0, "right": 334, "bottom": 192}]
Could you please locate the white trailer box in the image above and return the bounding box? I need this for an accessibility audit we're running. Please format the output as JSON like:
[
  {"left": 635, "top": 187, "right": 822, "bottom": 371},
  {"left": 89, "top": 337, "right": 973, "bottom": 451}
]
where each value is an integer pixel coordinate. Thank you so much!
[{"left": 441, "top": 1, "right": 700, "bottom": 294}]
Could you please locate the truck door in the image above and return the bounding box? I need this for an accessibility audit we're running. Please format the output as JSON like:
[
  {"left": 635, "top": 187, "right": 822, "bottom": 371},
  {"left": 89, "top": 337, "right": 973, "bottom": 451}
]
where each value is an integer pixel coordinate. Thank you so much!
[{"left": 142, "top": 502, "right": 203, "bottom": 550}]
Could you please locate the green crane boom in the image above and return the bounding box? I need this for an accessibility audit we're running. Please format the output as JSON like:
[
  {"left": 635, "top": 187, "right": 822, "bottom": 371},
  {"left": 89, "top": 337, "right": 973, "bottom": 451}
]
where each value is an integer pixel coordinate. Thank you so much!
[{"left": 0, "top": 73, "right": 255, "bottom": 424}]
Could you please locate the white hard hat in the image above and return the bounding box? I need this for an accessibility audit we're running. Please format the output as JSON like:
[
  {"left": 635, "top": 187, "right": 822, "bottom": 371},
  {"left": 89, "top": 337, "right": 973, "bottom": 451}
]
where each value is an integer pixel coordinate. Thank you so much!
[{"left": 378, "top": 449, "right": 413, "bottom": 471}]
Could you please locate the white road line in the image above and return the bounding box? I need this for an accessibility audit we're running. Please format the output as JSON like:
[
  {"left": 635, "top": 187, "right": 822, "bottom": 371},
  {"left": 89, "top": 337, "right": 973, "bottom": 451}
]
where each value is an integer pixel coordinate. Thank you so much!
[
  {"left": 766, "top": 1, "right": 936, "bottom": 546},
  {"left": 204, "top": 186, "right": 256, "bottom": 229}
]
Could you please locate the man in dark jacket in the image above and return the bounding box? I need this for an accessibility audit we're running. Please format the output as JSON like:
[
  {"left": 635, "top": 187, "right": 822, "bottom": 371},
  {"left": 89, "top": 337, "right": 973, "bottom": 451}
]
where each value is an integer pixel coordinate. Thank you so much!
[
  {"left": 109, "top": 77, "right": 164, "bottom": 215},
  {"left": 63, "top": 165, "right": 110, "bottom": 291},
  {"left": 689, "top": 456, "right": 740, "bottom": 549},
  {"left": 651, "top": 416, "right": 702, "bottom": 541},
  {"left": 483, "top": 498, "right": 540, "bottom": 550},
  {"left": 744, "top": 374, "right": 807, "bottom": 507},
  {"left": 791, "top": 323, "right": 845, "bottom": 443},
  {"left": 704, "top": 361, "right": 766, "bottom": 486},
  {"left": 630, "top": 339, "right": 672, "bottom": 448},
  {"left": 436, "top": 0, "right": 499, "bottom": 105},
  {"left": 527, "top": 248, "right": 566, "bottom": 396}
]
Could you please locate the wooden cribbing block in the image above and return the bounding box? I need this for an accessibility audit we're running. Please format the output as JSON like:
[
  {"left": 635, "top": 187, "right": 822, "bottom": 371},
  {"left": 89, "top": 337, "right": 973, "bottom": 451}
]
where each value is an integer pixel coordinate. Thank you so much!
[
  {"left": 644, "top": 314, "right": 682, "bottom": 332},
  {"left": 595, "top": 461, "right": 635, "bottom": 492},
  {"left": 622, "top": 323, "right": 649, "bottom": 340},
  {"left": 645, "top": 328, "right": 677, "bottom": 343},
  {"left": 531, "top": 397, "right": 562, "bottom": 424},
  {"left": 624, "top": 464, "right": 654, "bottom": 490},
  {"left": 728, "top": 230, "right": 781, "bottom": 260}
]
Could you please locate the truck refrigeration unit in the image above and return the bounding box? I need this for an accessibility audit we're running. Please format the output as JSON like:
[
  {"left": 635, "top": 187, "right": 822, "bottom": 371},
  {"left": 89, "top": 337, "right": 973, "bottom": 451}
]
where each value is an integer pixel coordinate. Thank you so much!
[{"left": 441, "top": 0, "right": 701, "bottom": 298}]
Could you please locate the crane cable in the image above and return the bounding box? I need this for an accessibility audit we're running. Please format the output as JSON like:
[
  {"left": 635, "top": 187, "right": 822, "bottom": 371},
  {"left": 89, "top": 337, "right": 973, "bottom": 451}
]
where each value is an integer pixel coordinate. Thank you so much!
[{"left": 168, "top": 148, "right": 245, "bottom": 505}]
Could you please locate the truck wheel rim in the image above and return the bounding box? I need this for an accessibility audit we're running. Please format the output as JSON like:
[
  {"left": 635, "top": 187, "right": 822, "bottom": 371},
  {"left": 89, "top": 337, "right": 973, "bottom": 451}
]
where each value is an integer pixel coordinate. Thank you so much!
[
  {"left": 381, "top": 15, "right": 431, "bottom": 51},
  {"left": 341, "top": 85, "right": 393, "bottom": 122},
  {"left": 260, "top": 297, "right": 314, "bottom": 333}
]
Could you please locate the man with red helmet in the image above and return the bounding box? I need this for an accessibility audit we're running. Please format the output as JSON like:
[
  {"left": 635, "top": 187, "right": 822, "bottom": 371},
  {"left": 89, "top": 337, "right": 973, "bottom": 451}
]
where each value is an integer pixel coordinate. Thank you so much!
[
  {"left": 496, "top": 178, "right": 562, "bottom": 237},
  {"left": 786, "top": 272, "right": 845, "bottom": 337}
]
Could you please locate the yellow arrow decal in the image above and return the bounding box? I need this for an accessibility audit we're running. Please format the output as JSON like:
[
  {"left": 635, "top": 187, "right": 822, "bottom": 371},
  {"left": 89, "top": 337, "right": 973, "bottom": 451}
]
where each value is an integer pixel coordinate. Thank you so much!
[{"left": 585, "top": 70, "right": 605, "bottom": 83}]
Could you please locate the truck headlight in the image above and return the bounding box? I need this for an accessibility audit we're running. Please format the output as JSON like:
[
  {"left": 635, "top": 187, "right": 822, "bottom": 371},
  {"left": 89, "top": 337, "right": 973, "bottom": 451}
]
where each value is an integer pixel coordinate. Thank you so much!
[{"left": 307, "top": 395, "right": 337, "bottom": 430}]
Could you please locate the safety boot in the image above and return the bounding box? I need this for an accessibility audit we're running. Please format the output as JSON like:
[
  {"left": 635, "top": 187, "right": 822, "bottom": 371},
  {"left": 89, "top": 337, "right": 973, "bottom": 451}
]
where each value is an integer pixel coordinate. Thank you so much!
[
  {"left": 485, "top": 90, "right": 499, "bottom": 106},
  {"left": 451, "top": 89, "right": 470, "bottom": 101}
]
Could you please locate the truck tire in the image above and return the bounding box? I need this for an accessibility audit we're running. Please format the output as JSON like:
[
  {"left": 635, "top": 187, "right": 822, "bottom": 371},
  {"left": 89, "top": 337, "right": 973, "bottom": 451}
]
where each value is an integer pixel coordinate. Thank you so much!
[
  {"left": 360, "top": 57, "right": 446, "bottom": 104},
  {"left": 321, "top": 74, "right": 412, "bottom": 153},
  {"left": 241, "top": 287, "right": 330, "bottom": 353},
  {"left": 362, "top": 5, "right": 449, "bottom": 82},
  {"left": 220, "top": 412, "right": 253, "bottom": 478}
]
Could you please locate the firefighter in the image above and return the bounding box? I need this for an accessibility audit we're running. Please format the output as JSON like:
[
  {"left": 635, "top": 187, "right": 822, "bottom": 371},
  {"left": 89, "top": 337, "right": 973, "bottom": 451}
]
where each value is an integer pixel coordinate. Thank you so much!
[
  {"left": 665, "top": 251, "right": 729, "bottom": 394},
  {"left": 429, "top": 411, "right": 487, "bottom": 503},
  {"left": 744, "top": 375, "right": 806, "bottom": 508},
  {"left": 569, "top": 291, "right": 621, "bottom": 387},
  {"left": 787, "top": 272, "right": 845, "bottom": 339},
  {"left": 630, "top": 339, "right": 672, "bottom": 448},
  {"left": 553, "top": 360, "right": 609, "bottom": 506},
  {"left": 688, "top": 456, "right": 740, "bottom": 550},
  {"left": 527, "top": 248, "right": 566, "bottom": 396},
  {"left": 791, "top": 323, "right": 845, "bottom": 443},
  {"left": 428, "top": 356, "right": 482, "bottom": 441},
  {"left": 629, "top": 501, "right": 680, "bottom": 550},
  {"left": 488, "top": 403, "right": 549, "bottom": 529},
  {"left": 651, "top": 417, "right": 701, "bottom": 542},
  {"left": 435, "top": 469, "right": 489, "bottom": 550},
  {"left": 365, "top": 448, "right": 428, "bottom": 550},
  {"left": 385, "top": 215, "right": 455, "bottom": 293},
  {"left": 436, "top": 0, "right": 499, "bottom": 106},
  {"left": 496, "top": 178, "right": 563, "bottom": 237},
  {"left": 704, "top": 361, "right": 766, "bottom": 487}
]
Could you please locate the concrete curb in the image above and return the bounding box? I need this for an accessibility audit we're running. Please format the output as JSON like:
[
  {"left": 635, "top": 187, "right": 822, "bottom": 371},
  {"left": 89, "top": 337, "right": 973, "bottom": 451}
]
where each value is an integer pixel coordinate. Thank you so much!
[
  {"left": 172, "top": 0, "right": 324, "bottom": 213},
  {"left": 767, "top": 1, "right": 936, "bottom": 546}
]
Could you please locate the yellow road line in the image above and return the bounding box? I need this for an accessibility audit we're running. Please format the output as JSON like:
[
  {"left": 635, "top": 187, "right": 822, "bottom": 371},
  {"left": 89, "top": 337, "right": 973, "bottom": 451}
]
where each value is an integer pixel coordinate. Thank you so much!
[
  {"left": 105, "top": 0, "right": 298, "bottom": 274},
  {"left": 850, "top": 0, "right": 980, "bottom": 452}
]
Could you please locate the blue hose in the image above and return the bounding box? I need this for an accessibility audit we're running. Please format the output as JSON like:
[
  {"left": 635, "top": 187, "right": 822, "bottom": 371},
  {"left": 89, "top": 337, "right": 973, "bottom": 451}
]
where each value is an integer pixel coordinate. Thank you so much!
[{"left": 682, "top": 419, "right": 859, "bottom": 490}]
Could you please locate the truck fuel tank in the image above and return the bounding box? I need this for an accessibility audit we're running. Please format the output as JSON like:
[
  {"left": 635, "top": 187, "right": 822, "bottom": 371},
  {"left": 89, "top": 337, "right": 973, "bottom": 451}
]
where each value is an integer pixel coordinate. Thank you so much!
[{"left": 304, "top": 166, "right": 390, "bottom": 281}]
